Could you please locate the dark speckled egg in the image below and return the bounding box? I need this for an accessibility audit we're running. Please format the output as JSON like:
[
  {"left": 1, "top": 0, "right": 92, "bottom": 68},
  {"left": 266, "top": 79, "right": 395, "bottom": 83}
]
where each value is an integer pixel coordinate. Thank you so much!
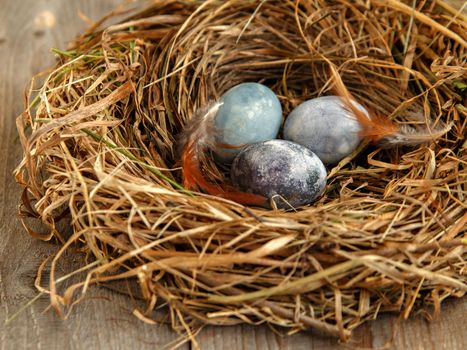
[{"left": 231, "top": 140, "right": 327, "bottom": 208}]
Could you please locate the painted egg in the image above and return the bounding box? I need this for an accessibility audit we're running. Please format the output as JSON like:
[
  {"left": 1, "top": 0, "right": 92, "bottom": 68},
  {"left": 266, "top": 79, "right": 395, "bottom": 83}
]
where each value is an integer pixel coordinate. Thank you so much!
[
  {"left": 231, "top": 140, "right": 327, "bottom": 208},
  {"left": 283, "top": 95, "right": 369, "bottom": 164},
  {"left": 214, "top": 82, "right": 282, "bottom": 162}
]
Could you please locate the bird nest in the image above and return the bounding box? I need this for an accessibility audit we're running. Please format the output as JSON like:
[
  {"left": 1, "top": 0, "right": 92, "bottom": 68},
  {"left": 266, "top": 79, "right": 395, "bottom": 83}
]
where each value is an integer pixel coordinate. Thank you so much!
[{"left": 15, "top": 0, "right": 466, "bottom": 344}]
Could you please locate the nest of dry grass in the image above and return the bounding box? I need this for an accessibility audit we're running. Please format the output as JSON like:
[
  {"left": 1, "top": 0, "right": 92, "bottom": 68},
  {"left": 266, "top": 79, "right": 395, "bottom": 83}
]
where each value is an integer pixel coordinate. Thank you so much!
[{"left": 15, "top": 0, "right": 466, "bottom": 344}]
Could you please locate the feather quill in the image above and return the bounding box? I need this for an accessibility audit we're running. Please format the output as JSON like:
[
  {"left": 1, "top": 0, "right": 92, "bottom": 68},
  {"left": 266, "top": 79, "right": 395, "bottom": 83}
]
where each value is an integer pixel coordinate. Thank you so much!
[
  {"left": 178, "top": 102, "right": 266, "bottom": 206},
  {"left": 329, "top": 65, "right": 451, "bottom": 147}
]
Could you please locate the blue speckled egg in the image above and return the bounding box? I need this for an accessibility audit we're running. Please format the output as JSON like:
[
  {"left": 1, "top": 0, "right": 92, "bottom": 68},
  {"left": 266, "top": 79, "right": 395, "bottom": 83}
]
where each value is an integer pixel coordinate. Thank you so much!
[
  {"left": 214, "top": 83, "right": 282, "bottom": 162},
  {"left": 231, "top": 140, "right": 327, "bottom": 209},
  {"left": 283, "top": 95, "right": 369, "bottom": 164}
]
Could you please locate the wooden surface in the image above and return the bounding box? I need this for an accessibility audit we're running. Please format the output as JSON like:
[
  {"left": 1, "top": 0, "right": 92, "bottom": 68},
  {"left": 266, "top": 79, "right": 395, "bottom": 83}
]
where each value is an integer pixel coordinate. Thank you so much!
[{"left": 0, "top": 1, "right": 465, "bottom": 349}]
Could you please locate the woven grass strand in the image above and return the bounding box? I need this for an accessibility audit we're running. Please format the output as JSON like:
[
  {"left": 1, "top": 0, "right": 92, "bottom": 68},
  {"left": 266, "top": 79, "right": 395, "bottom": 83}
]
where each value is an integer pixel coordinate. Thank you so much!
[{"left": 15, "top": 0, "right": 466, "bottom": 343}]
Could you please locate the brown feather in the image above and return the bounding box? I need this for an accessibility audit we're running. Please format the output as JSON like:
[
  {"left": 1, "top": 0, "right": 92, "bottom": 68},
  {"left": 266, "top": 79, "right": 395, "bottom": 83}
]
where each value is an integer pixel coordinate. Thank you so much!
[{"left": 177, "top": 101, "right": 220, "bottom": 163}]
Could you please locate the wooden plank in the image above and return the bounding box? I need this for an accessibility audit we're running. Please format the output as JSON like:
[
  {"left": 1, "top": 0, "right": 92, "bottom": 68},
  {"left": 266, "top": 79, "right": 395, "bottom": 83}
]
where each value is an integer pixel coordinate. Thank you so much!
[
  {"left": 195, "top": 298, "right": 466, "bottom": 349},
  {"left": 0, "top": 1, "right": 465, "bottom": 350},
  {"left": 370, "top": 300, "right": 467, "bottom": 350}
]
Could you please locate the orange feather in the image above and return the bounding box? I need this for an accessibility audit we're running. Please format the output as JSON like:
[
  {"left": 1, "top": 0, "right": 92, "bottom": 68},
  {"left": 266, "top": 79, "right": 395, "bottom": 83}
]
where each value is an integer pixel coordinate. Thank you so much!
[
  {"left": 180, "top": 106, "right": 266, "bottom": 206},
  {"left": 329, "top": 65, "right": 451, "bottom": 147},
  {"left": 329, "top": 65, "right": 398, "bottom": 142}
]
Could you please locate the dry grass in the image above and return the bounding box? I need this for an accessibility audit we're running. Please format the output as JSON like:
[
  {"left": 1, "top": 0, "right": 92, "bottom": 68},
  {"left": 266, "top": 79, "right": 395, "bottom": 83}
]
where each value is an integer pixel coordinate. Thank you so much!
[{"left": 15, "top": 0, "right": 466, "bottom": 344}]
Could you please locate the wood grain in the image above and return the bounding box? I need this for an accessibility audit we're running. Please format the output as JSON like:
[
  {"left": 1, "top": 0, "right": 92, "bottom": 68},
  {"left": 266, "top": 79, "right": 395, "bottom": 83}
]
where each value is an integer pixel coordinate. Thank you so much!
[{"left": 0, "top": 1, "right": 465, "bottom": 349}]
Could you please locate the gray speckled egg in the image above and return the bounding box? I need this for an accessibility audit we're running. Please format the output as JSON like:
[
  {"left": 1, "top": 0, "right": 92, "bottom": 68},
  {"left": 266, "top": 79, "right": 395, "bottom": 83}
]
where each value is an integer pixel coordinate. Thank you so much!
[
  {"left": 231, "top": 140, "right": 327, "bottom": 208},
  {"left": 214, "top": 83, "right": 282, "bottom": 163},
  {"left": 283, "top": 95, "right": 369, "bottom": 164}
]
